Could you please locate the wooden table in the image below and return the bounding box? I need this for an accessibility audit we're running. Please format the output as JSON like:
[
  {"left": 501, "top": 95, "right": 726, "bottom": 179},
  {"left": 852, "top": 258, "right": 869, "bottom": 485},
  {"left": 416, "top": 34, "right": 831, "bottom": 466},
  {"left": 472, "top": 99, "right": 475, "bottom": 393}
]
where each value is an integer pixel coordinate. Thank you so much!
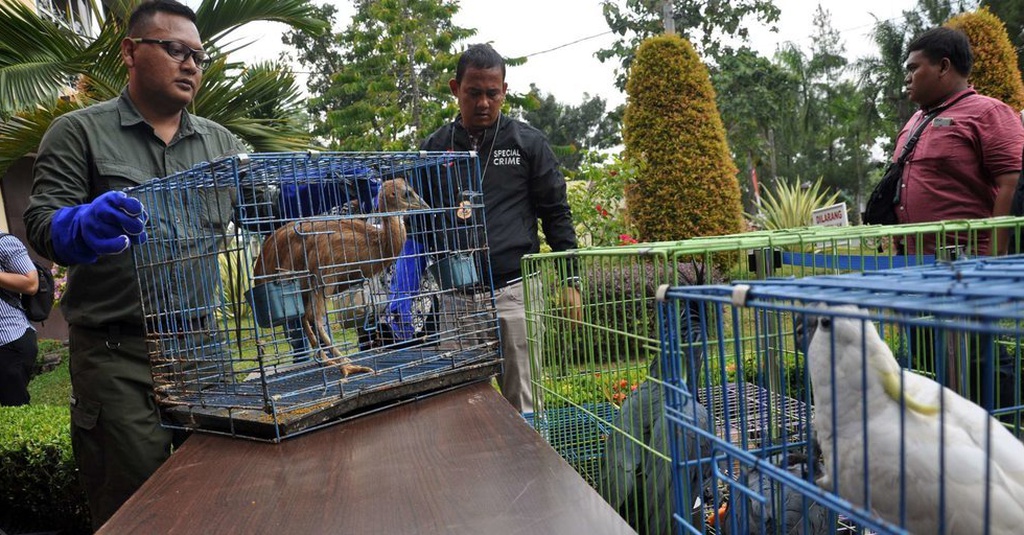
[{"left": 100, "top": 382, "right": 635, "bottom": 534}]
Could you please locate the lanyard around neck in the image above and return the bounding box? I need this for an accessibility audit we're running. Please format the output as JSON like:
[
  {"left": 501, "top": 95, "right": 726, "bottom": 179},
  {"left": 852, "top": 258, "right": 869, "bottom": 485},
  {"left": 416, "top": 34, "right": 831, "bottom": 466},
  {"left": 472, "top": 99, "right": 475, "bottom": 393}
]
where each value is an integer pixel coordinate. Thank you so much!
[{"left": 452, "top": 114, "right": 501, "bottom": 180}]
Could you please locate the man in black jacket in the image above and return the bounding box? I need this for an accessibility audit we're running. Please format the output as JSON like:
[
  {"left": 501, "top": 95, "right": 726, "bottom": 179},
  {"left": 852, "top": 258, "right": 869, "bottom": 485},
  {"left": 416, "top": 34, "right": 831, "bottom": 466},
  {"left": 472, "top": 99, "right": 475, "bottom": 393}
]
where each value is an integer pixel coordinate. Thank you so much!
[{"left": 419, "top": 43, "right": 578, "bottom": 413}]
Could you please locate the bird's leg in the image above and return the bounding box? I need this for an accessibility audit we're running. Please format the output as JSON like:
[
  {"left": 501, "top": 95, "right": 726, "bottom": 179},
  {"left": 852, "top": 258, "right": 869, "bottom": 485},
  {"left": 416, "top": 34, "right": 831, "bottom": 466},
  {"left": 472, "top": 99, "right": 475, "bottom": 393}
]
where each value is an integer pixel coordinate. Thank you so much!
[
  {"left": 313, "top": 289, "right": 373, "bottom": 378},
  {"left": 301, "top": 312, "right": 325, "bottom": 362},
  {"left": 303, "top": 292, "right": 330, "bottom": 362}
]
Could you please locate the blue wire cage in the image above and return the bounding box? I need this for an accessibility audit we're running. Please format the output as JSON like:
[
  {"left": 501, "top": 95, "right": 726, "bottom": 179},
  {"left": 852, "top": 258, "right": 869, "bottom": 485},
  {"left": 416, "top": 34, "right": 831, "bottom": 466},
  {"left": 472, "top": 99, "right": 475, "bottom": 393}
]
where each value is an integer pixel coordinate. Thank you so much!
[
  {"left": 655, "top": 255, "right": 1024, "bottom": 534},
  {"left": 126, "top": 151, "right": 501, "bottom": 441}
]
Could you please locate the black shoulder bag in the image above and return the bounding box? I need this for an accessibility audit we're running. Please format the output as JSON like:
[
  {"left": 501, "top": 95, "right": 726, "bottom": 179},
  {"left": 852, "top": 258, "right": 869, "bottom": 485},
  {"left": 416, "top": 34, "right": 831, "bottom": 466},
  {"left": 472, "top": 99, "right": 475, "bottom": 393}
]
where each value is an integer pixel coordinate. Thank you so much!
[
  {"left": 863, "top": 93, "right": 972, "bottom": 225},
  {"left": 0, "top": 233, "right": 55, "bottom": 323}
]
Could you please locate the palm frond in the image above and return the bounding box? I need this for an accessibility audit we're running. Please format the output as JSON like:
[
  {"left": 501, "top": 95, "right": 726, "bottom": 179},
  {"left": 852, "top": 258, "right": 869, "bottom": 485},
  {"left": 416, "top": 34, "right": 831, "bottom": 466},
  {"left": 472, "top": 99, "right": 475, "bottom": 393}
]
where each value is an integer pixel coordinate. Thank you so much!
[
  {"left": 197, "top": 0, "right": 328, "bottom": 46},
  {"left": 75, "top": 17, "right": 130, "bottom": 100},
  {"left": 0, "top": 99, "right": 92, "bottom": 174},
  {"left": 0, "top": 0, "right": 321, "bottom": 170},
  {"left": 193, "top": 59, "right": 311, "bottom": 151},
  {"left": 0, "top": 1, "right": 93, "bottom": 114}
]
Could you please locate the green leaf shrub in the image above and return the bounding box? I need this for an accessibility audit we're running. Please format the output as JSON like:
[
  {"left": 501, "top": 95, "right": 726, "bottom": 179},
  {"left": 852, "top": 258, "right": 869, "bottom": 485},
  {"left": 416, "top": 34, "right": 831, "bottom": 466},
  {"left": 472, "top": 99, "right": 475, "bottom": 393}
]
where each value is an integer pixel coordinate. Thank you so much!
[
  {"left": 566, "top": 152, "right": 638, "bottom": 247},
  {"left": 28, "top": 354, "right": 72, "bottom": 407},
  {"left": 545, "top": 260, "right": 714, "bottom": 376},
  {"left": 0, "top": 404, "right": 90, "bottom": 534},
  {"left": 946, "top": 8, "right": 1024, "bottom": 110},
  {"left": 746, "top": 176, "right": 840, "bottom": 231},
  {"left": 622, "top": 34, "right": 744, "bottom": 244}
]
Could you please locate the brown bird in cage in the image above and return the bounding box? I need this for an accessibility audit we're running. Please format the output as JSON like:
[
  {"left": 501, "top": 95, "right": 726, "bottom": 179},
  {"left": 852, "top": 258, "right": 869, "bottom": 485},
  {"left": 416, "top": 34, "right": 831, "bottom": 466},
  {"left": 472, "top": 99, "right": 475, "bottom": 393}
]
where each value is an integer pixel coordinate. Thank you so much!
[{"left": 253, "top": 178, "right": 430, "bottom": 377}]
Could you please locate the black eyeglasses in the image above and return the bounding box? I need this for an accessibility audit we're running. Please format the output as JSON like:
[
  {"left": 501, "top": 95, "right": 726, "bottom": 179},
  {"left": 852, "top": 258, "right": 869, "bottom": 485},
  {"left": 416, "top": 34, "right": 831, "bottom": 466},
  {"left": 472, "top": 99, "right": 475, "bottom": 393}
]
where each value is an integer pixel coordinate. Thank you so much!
[{"left": 130, "top": 38, "right": 212, "bottom": 70}]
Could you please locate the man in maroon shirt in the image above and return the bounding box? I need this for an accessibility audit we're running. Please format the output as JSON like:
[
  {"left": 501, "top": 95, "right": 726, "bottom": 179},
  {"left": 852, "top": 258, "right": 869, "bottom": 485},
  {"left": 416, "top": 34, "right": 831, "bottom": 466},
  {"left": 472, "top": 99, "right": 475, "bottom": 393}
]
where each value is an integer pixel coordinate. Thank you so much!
[
  {"left": 896, "top": 27, "right": 1024, "bottom": 255},
  {"left": 896, "top": 27, "right": 1023, "bottom": 422}
]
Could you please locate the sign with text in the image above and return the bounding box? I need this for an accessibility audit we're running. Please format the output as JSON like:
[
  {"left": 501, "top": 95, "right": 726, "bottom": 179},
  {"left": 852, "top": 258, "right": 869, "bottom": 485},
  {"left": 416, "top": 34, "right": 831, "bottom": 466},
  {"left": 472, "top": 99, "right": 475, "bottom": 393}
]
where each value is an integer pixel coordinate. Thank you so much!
[{"left": 812, "top": 202, "right": 848, "bottom": 227}]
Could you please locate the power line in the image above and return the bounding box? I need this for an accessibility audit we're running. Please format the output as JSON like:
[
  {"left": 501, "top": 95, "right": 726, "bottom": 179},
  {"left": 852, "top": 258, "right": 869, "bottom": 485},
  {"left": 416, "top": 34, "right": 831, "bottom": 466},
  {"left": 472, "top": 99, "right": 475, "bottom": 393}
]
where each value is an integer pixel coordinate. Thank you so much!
[
  {"left": 239, "top": 11, "right": 912, "bottom": 79},
  {"left": 514, "top": 11, "right": 907, "bottom": 60},
  {"left": 521, "top": 31, "right": 614, "bottom": 58}
]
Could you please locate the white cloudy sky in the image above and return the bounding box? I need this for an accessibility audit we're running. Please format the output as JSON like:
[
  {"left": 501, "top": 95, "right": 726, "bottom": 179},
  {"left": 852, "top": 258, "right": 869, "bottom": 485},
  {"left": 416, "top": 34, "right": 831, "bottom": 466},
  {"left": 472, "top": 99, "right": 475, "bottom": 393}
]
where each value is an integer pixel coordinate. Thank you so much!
[{"left": 209, "top": 0, "right": 921, "bottom": 107}]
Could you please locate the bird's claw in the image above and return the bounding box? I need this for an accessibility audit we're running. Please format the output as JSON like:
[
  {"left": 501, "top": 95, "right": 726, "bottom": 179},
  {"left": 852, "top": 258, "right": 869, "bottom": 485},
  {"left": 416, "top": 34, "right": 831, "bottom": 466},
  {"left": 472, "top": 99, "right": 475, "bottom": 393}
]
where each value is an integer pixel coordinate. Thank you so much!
[{"left": 340, "top": 364, "right": 374, "bottom": 378}]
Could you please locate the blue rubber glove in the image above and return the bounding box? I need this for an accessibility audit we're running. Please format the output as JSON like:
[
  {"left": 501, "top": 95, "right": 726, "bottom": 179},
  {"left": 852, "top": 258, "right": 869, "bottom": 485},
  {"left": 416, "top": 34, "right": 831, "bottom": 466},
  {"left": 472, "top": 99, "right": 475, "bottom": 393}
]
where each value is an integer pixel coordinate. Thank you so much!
[
  {"left": 278, "top": 166, "right": 380, "bottom": 219},
  {"left": 51, "top": 191, "right": 148, "bottom": 264}
]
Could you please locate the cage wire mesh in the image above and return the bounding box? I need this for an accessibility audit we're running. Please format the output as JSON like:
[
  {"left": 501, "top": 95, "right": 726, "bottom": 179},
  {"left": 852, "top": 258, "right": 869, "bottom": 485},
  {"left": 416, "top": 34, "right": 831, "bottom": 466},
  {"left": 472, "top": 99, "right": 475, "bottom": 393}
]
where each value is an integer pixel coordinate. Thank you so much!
[
  {"left": 127, "top": 151, "right": 501, "bottom": 441},
  {"left": 657, "top": 254, "right": 1024, "bottom": 534},
  {"left": 521, "top": 217, "right": 1024, "bottom": 533}
]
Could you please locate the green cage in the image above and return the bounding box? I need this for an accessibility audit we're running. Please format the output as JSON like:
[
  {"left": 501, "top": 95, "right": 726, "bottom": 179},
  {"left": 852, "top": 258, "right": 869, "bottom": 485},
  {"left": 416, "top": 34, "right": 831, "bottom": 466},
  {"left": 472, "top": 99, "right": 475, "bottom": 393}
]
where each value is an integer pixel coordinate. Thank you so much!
[{"left": 522, "top": 216, "right": 1024, "bottom": 534}]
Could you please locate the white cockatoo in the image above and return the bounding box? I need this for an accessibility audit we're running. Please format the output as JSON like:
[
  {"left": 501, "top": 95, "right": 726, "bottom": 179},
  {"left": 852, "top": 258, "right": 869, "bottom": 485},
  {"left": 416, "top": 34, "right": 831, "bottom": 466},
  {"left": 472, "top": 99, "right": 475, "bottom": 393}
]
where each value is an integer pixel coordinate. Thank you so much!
[{"left": 805, "top": 304, "right": 1024, "bottom": 534}]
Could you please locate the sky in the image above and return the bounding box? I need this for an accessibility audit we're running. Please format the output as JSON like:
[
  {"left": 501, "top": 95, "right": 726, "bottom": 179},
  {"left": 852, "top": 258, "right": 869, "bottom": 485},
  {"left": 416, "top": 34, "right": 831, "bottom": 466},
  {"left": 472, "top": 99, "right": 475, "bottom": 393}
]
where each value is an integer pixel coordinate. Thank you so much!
[{"left": 213, "top": 0, "right": 921, "bottom": 108}]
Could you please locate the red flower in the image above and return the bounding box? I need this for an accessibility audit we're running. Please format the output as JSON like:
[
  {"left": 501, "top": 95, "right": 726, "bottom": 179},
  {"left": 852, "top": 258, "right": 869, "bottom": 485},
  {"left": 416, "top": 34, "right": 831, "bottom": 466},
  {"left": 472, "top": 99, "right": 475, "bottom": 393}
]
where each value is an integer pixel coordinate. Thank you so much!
[
  {"left": 618, "top": 233, "right": 638, "bottom": 245},
  {"left": 595, "top": 204, "right": 610, "bottom": 218}
]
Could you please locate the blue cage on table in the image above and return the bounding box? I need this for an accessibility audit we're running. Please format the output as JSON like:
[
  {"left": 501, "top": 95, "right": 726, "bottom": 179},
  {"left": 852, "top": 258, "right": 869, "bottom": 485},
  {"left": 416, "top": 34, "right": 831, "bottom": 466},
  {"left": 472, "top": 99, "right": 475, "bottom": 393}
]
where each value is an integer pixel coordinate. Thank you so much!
[
  {"left": 655, "top": 255, "right": 1024, "bottom": 535},
  {"left": 127, "top": 151, "right": 501, "bottom": 441}
]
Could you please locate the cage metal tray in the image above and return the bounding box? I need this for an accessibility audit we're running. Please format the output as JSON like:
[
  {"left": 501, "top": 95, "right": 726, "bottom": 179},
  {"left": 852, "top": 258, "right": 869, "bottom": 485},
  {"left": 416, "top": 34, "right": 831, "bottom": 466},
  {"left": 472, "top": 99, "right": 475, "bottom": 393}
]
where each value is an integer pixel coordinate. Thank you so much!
[{"left": 161, "top": 348, "right": 500, "bottom": 441}]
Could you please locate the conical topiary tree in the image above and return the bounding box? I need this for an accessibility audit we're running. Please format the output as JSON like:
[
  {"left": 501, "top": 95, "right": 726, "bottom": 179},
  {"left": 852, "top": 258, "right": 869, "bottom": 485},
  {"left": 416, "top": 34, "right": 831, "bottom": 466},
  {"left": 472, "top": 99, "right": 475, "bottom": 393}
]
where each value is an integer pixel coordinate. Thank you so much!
[
  {"left": 946, "top": 7, "right": 1024, "bottom": 111},
  {"left": 622, "top": 34, "right": 743, "bottom": 243}
]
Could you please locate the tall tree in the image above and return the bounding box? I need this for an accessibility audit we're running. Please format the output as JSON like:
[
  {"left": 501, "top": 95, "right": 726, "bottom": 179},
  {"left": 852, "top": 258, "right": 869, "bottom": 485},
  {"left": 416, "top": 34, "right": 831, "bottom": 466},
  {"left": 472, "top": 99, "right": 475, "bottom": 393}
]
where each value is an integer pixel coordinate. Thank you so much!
[
  {"left": 710, "top": 5, "right": 886, "bottom": 215},
  {"left": 598, "top": 0, "right": 781, "bottom": 90},
  {"left": 284, "top": 0, "right": 475, "bottom": 150},
  {"left": 711, "top": 47, "right": 798, "bottom": 210},
  {"left": 0, "top": 0, "right": 325, "bottom": 172},
  {"left": 859, "top": 15, "right": 919, "bottom": 144},
  {"left": 802, "top": 6, "right": 850, "bottom": 190},
  {"left": 916, "top": 0, "right": 980, "bottom": 25},
  {"left": 623, "top": 33, "right": 742, "bottom": 243},
  {"left": 947, "top": 6, "right": 1024, "bottom": 110},
  {"left": 521, "top": 84, "right": 622, "bottom": 171},
  {"left": 982, "top": 0, "right": 1024, "bottom": 76},
  {"left": 280, "top": 2, "right": 344, "bottom": 141}
]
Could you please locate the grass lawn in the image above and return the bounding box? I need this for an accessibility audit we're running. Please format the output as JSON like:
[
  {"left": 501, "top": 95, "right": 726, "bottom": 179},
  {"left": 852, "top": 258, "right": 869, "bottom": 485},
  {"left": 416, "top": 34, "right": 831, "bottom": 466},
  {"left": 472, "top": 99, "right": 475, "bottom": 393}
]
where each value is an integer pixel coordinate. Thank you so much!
[{"left": 29, "top": 340, "right": 72, "bottom": 407}]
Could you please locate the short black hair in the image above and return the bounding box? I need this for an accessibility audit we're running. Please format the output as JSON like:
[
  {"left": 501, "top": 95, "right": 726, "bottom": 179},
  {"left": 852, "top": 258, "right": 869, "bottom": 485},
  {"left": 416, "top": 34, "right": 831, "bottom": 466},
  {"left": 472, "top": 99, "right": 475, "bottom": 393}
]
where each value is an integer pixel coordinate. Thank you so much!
[
  {"left": 456, "top": 44, "right": 506, "bottom": 83},
  {"left": 128, "top": 0, "right": 197, "bottom": 36},
  {"left": 907, "top": 27, "right": 973, "bottom": 77}
]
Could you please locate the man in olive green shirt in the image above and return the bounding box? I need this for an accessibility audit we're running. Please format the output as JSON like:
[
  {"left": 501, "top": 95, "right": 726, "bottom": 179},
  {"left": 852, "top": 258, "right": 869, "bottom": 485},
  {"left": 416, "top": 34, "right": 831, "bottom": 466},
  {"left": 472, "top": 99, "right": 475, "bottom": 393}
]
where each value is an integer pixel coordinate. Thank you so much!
[{"left": 24, "top": 1, "right": 244, "bottom": 528}]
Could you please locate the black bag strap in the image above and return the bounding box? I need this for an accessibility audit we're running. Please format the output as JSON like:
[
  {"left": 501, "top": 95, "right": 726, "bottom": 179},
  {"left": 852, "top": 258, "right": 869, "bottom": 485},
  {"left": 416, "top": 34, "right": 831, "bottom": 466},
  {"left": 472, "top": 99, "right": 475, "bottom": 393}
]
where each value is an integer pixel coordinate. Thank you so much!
[{"left": 896, "top": 91, "right": 974, "bottom": 165}]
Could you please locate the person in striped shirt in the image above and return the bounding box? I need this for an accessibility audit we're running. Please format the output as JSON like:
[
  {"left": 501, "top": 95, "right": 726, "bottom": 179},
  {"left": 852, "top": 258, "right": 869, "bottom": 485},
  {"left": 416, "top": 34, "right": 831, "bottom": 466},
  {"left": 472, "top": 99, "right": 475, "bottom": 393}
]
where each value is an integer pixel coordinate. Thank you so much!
[{"left": 0, "top": 233, "right": 39, "bottom": 406}]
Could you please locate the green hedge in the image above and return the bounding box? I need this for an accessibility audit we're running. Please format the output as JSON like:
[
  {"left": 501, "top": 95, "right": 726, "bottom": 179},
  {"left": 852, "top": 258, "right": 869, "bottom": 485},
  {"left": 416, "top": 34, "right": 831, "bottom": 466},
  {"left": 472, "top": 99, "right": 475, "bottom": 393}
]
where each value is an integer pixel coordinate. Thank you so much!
[{"left": 1, "top": 399, "right": 90, "bottom": 533}]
